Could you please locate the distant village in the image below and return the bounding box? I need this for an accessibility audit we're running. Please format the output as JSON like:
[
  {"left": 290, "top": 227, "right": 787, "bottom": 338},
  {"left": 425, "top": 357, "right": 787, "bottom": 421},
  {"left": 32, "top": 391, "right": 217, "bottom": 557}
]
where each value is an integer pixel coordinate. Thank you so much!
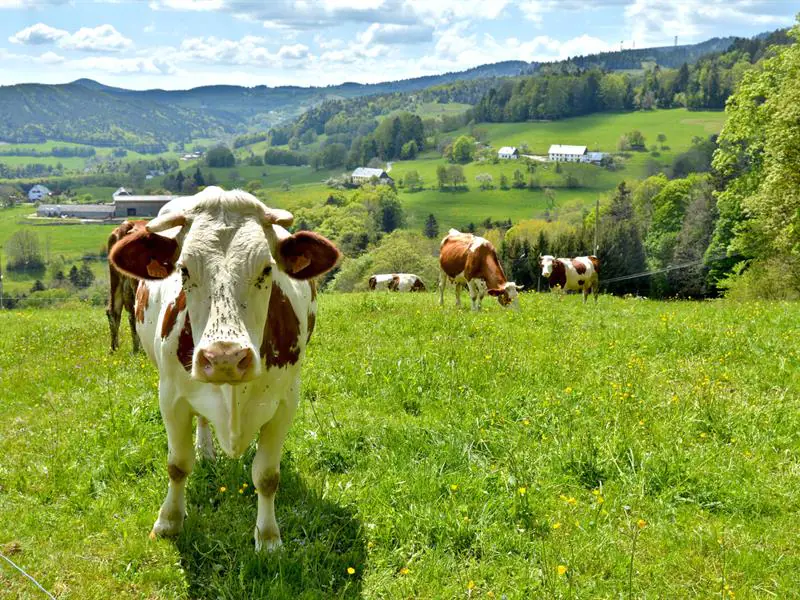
[{"left": 21, "top": 142, "right": 607, "bottom": 222}]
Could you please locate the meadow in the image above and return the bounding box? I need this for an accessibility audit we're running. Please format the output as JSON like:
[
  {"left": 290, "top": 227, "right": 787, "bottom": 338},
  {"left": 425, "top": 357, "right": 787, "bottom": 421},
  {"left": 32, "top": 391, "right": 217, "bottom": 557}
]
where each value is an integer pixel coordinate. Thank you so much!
[{"left": 2, "top": 293, "right": 799, "bottom": 598}]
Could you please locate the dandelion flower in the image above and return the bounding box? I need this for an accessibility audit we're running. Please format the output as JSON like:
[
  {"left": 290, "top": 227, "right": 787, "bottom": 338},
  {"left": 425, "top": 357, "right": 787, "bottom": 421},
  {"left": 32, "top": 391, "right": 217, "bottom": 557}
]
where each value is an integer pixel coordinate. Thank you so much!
[
  {"left": 467, "top": 580, "right": 475, "bottom": 590},
  {"left": 557, "top": 565, "right": 567, "bottom": 576},
  {"left": 564, "top": 387, "right": 573, "bottom": 394},
  {"left": 637, "top": 519, "right": 646, "bottom": 529},
  {"left": 518, "top": 486, "right": 527, "bottom": 496},
  {"left": 552, "top": 522, "right": 562, "bottom": 529},
  {"left": 347, "top": 567, "right": 355, "bottom": 575},
  {"left": 450, "top": 484, "right": 458, "bottom": 491},
  {"left": 219, "top": 486, "right": 227, "bottom": 493},
  {"left": 400, "top": 567, "right": 410, "bottom": 575}
]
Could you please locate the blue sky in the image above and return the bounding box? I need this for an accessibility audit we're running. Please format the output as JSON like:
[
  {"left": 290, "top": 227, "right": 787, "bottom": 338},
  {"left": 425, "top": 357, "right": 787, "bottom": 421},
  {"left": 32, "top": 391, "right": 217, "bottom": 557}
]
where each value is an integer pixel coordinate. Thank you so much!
[{"left": 0, "top": 0, "right": 796, "bottom": 90}]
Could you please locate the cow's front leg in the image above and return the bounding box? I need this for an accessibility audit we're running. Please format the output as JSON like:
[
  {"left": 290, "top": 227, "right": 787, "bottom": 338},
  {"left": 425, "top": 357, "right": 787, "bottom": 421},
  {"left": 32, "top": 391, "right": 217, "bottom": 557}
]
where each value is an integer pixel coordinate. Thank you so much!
[
  {"left": 454, "top": 282, "right": 463, "bottom": 307},
  {"left": 438, "top": 272, "right": 446, "bottom": 306},
  {"left": 151, "top": 397, "right": 194, "bottom": 539},
  {"left": 468, "top": 281, "right": 481, "bottom": 311},
  {"left": 195, "top": 415, "right": 215, "bottom": 461},
  {"left": 252, "top": 388, "right": 299, "bottom": 551}
]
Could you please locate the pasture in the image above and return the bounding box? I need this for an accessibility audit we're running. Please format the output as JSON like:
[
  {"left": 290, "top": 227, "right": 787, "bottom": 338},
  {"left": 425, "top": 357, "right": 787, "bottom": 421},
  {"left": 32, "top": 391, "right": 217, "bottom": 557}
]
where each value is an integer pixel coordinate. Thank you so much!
[{"left": 2, "top": 293, "right": 799, "bottom": 598}]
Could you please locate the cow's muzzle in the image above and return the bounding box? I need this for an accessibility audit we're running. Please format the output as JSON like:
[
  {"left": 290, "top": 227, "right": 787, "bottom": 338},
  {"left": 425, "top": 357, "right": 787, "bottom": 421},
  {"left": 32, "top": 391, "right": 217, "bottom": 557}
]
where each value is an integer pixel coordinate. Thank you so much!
[{"left": 196, "top": 341, "right": 256, "bottom": 384}]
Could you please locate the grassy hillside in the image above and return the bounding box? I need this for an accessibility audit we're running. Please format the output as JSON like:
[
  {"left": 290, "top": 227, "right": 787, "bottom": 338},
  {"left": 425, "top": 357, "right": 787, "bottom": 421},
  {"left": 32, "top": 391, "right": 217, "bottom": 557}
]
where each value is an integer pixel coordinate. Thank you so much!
[{"left": 1, "top": 294, "right": 799, "bottom": 598}]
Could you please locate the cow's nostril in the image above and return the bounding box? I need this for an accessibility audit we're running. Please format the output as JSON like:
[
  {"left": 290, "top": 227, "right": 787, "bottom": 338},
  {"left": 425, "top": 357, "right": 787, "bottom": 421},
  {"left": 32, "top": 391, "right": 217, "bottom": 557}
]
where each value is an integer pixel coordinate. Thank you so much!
[{"left": 237, "top": 350, "right": 253, "bottom": 373}]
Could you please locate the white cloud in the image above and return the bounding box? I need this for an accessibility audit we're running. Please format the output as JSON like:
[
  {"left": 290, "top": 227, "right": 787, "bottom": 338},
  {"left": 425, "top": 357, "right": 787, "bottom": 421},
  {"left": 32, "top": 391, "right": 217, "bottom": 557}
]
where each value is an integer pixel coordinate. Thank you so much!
[
  {"left": 277, "top": 43, "right": 310, "bottom": 60},
  {"left": 10, "top": 23, "right": 133, "bottom": 52},
  {"left": 38, "top": 50, "right": 65, "bottom": 63},
  {"left": 0, "top": 0, "right": 69, "bottom": 7},
  {"left": 61, "top": 25, "right": 133, "bottom": 52},
  {"left": 68, "top": 55, "right": 177, "bottom": 75},
  {"left": 177, "top": 35, "right": 313, "bottom": 67},
  {"left": 358, "top": 23, "right": 434, "bottom": 45},
  {"left": 9, "top": 23, "right": 68, "bottom": 45},
  {"left": 625, "top": 0, "right": 794, "bottom": 46}
]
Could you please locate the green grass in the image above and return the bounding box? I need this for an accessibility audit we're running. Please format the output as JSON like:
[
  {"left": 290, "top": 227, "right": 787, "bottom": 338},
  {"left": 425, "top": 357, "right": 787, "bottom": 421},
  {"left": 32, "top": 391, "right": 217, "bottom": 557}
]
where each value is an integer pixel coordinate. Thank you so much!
[{"left": 1, "top": 294, "right": 799, "bottom": 598}]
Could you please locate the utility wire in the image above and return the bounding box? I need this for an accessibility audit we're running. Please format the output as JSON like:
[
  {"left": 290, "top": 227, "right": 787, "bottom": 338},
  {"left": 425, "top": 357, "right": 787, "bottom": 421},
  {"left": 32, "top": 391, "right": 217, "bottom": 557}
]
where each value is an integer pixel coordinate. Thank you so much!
[{"left": 0, "top": 551, "right": 57, "bottom": 600}]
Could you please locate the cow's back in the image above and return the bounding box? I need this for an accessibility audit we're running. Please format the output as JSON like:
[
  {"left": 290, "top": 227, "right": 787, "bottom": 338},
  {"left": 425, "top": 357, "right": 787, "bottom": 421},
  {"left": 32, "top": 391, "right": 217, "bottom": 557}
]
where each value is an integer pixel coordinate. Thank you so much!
[{"left": 439, "top": 233, "right": 473, "bottom": 278}]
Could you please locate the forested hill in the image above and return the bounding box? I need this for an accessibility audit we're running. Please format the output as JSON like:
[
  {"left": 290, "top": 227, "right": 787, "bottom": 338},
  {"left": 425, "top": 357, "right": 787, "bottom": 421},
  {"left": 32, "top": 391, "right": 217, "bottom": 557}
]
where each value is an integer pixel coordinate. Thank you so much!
[{"left": 0, "top": 32, "right": 779, "bottom": 149}]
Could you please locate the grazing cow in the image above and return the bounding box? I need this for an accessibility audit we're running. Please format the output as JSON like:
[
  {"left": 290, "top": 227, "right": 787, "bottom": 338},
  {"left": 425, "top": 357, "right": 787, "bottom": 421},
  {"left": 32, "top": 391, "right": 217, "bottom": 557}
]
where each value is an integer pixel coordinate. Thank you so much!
[
  {"left": 539, "top": 254, "right": 600, "bottom": 303},
  {"left": 108, "top": 187, "right": 340, "bottom": 551},
  {"left": 439, "top": 229, "right": 522, "bottom": 311},
  {"left": 368, "top": 273, "right": 426, "bottom": 292},
  {"left": 106, "top": 220, "right": 147, "bottom": 352}
]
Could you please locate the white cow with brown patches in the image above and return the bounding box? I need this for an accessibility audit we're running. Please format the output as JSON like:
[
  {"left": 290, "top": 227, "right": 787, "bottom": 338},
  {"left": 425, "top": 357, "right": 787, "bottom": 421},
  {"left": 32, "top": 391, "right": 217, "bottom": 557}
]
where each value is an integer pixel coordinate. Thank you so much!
[
  {"left": 539, "top": 254, "right": 600, "bottom": 303},
  {"left": 109, "top": 187, "right": 339, "bottom": 551}
]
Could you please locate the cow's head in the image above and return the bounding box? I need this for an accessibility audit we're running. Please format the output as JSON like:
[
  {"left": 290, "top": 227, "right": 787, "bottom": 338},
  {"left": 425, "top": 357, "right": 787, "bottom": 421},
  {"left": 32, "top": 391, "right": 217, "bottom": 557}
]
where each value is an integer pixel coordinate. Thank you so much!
[
  {"left": 539, "top": 255, "right": 556, "bottom": 278},
  {"left": 488, "top": 282, "right": 523, "bottom": 310},
  {"left": 109, "top": 187, "right": 340, "bottom": 385}
]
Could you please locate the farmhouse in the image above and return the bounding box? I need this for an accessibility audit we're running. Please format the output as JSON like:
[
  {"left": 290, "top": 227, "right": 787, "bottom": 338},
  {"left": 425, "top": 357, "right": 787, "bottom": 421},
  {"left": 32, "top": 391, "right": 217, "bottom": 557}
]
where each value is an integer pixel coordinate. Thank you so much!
[
  {"left": 352, "top": 167, "right": 394, "bottom": 186},
  {"left": 37, "top": 203, "right": 115, "bottom": 220},
  {"left": 548, "top": 144, "right": 587, "bottom": 162},
  {"left": 498, "top": 146, "right": 519, "bottom": 160},
  {"left": 28, "top": 184, "right": 51, "bottom": 202}
]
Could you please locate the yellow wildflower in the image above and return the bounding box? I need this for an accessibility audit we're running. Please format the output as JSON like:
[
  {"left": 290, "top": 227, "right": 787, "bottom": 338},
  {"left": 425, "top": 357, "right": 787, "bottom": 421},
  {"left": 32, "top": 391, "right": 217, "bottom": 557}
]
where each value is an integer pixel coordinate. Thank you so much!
[
  {"left": 557, "top": 565, "right": 567, "bottom": 576},
  {"left": 450, "top": 484, "right": 458, "bottom": 491},
  {"left": 219, "top": 486, "right": 227, "bottom": 493},
  {"left": 347, "top": 567, "right": 355, "bottom": 575},
  {"left": 637, "top": 519, "right": 646, "bottom": 529},
  {"left": 552, "top": 522, "right": 562, "bottom": 529},
  {"left": 518, "top": 486, "right": 527, "bottom": 496},
  {"left": 467, "top": 580, "right": 475, "bottom": 590},
  {"left": 400, "top": 567, "right": 410, "bottom": 575}
]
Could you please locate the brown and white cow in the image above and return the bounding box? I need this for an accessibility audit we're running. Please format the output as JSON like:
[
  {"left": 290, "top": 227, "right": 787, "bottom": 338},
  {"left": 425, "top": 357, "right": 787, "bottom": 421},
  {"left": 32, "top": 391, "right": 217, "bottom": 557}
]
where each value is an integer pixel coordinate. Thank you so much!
[
  {"left": 539, "top": 254, "right": 600, "bottom": 303},
  {"left": 439, "top": 228, "right": 522, "bottom": 311},
  {"left": 106, "top": 220, "right": 146, "bottom": 352},
  {"left": 368, "top": 273, "right": 426, "bottom": 292},
  {"left": 108, "top": 187, "right": 340, "bottom": 551}
]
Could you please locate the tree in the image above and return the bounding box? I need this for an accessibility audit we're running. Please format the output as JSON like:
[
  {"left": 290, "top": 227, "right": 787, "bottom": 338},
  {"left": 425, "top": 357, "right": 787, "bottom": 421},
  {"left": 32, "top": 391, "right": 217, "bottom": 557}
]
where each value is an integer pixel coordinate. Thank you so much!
[
  {"left": 403, "top": 170, "right": 423, "bottom": 192},
  {"left": 206, "top": 145, "right": 235, "bottom": 168},
  {"left": 451, "top": 136, "right": 476, "bottom": 164},
  {"left": 476, "top": 173, "right": 494, "bottom": 190},
  {"left": 77, "top": 262, "right": 95, "bottom": 288},
  {"left": 5, "top": 230, "right": 44, "bottom": 272},
  {"left": 499, "top": 173, "right": 509, "bottom": 190},
  {"left": 436, "top": 165, "right": 448, "bottom": 189},
  {"left": 598, "top": 183, "right": 647, "bottom": 296},
  {"left": 193, "top": 167, "right": 206, "bottom": 188},
  {"left": 400, "top": 140, "right": 419, "bottom": 160},
  {"left": 30, "top": 279, "right": 45, "bottom": 293},
  {"left": 423, "top": 214, "right": 439, "bottom": 239},
  {"left": 447, "top": 165, "right": 467, "bottom": 189},
  {"left": 68, "top": 265, "right": 80, "bottom": 287},
  {"left": 512, "top": 169, "right": 525, "bottom": 189}
]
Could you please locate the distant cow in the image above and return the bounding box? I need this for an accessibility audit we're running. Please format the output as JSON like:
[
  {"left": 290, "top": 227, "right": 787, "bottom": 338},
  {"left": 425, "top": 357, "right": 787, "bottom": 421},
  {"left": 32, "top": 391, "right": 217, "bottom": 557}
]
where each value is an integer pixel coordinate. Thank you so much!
[
  {"left": 108, "top": 187, "right": 340, "bottom": 551},
  {"left": 439, "top": 229, "right": 522, "bottom": 311},
  {"left": 539, "top": 254, "right": 600, "bottom": 303},
  {"left": 106, "top": 220, "right": 146, "bottom": 352},
  {"left": 368, "top": 273, "right": 426, "bottom": 292}
]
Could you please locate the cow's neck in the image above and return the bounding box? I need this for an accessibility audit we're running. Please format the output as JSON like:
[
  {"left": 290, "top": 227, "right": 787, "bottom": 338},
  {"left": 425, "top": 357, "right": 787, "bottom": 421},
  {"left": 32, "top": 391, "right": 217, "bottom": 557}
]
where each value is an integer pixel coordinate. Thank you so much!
[{"left": 480, "top": 250, "right": 507, "bottom": 290}]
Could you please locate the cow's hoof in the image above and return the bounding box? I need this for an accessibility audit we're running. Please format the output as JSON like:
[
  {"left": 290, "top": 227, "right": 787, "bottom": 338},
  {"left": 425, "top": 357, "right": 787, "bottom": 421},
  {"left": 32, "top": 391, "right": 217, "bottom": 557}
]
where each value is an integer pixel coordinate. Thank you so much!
[
  {"left": 254, "top": 529, "right": 282, "bottom": 552},
  {"left": 150, "top": 514, "right": 184, "bottom": 539}
]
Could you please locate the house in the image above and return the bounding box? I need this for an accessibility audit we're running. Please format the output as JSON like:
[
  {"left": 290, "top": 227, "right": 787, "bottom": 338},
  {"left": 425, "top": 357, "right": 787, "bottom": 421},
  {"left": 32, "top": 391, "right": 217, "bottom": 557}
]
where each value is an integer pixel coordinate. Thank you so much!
[
  {"left": 548, "top": 145, "right": 587, "bottom": 162},
  {"left": 498, "top": 146, "right": 519, "bottom": 160},
  {"left": 113, "top": 187, "right": 132, "bottom": 197},
  {"left": 351, "top": 167, "right": 394, "bottom": 186},
  {"left": 580, "top": 152, "right": 608, "bottom": 164},
  {"left": 28, "top": 185, "right": 51, "bottom": 202},
  {"left": 37, "top": 204, "right": 115, "bottom": 220},
  {"left": 112, "top": 195, "right": 179, "bottom": 218}
]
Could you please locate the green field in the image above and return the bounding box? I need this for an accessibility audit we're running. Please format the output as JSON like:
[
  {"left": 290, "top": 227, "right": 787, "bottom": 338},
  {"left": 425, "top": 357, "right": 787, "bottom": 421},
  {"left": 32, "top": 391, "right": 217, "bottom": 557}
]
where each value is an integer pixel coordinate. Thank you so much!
[{"left": 1, "top": 294, "right": 799, "bottom": 598}]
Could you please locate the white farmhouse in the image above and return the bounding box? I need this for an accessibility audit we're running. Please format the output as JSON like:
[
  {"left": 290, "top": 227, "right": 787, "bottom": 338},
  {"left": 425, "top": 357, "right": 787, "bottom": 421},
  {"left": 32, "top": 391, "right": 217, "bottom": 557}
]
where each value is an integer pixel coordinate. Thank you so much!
[
  {"left": 497, "top": 146, "right": 519, "bottom": 160},
  {"left": 548, "top": 145, "right": 587, "bottom": 162},
  {"left": 27, "top": 184, "right": 51, "bottom": 202},
  {"left": 351, "top": 167, "right": 394, "bottom": 186}
]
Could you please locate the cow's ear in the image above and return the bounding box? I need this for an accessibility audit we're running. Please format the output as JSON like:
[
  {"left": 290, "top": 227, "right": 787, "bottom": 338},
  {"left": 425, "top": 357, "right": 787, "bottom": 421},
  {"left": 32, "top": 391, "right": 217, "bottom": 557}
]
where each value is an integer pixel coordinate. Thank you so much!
[
  {"left": 109, "top": 227, "right": 180, "bottom": 280},
  {"left": 278, "top": 231, "right": 340, "bottom": 280}
]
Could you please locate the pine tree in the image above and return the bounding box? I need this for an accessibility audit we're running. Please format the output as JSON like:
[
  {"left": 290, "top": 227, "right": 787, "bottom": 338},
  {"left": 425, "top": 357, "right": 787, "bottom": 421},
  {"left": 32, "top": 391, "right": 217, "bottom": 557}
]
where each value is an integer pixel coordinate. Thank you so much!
[
  {"left": 423, "top": 214, "right": 439, "bottom": 239},
  {"left": 30, "top": 279, "right": 45, "bottom": 293},
  {"left": 68, "top": 265, "right": 80, "bottom": 287},
  {"left": 78, "top": 262, "right": 95, "bottom": 288},
  {"left": 193, "top": 167, "right": 205, "bottom": 188}
]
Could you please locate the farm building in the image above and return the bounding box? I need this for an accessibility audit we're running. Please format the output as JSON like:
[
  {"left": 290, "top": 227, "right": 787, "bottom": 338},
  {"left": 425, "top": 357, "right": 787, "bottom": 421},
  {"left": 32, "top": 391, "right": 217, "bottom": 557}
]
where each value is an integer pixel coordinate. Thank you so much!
[
  {"left": 27, "top": 185, "right": 51, "bottom": 202},
  {"left": 548, "top": 145, "right": 587, "bottom": 162},
  {"left": 37, "top": 204, "right": 115, "bottom": 220},
  {"left": 113, "top": 187, "right": 132, "bottom": 197},
  {"left": 351, "top": 167, "right": 394, "bottom": 186},
  {"left": 112, "top": 195, "right": 178, "bottom": 218},
  {"left": 498, "top": 146, "right": 519, "bottom": 160},
  {"left": 580, "top": 151, "right": 608, "bottom": 164}
]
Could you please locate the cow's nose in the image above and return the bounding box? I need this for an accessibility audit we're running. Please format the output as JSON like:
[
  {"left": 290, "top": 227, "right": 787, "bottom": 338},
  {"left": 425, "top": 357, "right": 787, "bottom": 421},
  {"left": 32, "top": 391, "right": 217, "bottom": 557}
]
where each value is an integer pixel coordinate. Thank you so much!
[{"left": 197, "top": 341, "right": 255, "bottom": 384}]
